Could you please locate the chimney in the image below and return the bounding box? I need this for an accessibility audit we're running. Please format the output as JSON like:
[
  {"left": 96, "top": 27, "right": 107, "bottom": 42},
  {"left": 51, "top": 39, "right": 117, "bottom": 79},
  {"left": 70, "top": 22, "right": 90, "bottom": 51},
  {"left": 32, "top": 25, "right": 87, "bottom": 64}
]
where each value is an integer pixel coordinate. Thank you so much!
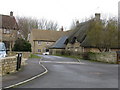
[
  {"left": 76, "top": 20, "right": 79, "bottom": 26},
  {"left": 61, "top": 26, "right": 64, "bottom": 31},
  {"left": 10, "top": 11, "right": 13, "bottom": 16},
  {"left": 95, "top": 13, "right": 100, "bottom": 20}
]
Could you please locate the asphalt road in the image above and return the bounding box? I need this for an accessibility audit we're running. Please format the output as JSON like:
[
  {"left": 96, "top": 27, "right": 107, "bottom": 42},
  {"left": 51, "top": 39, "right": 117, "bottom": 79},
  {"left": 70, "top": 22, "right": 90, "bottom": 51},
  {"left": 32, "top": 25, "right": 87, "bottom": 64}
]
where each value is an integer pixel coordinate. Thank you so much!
[{"left": 17, "top": 55, "right": 118, "bottom": 88}]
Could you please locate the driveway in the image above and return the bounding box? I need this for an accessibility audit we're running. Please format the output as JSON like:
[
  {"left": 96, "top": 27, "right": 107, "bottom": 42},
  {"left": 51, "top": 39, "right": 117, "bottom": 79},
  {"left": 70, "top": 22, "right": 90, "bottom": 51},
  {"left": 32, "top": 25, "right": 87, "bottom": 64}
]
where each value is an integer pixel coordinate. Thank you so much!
[{"left": 17, "top": 55, "right": 118, "bottom": 88}]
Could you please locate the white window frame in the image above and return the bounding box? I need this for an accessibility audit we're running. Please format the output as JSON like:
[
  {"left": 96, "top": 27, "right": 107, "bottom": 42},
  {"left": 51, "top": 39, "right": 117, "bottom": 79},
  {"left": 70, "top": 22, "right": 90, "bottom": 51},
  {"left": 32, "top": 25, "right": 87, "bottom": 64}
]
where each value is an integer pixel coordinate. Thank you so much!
[{"left": 3, "top": 29, "right": 11, "bottom": 34}]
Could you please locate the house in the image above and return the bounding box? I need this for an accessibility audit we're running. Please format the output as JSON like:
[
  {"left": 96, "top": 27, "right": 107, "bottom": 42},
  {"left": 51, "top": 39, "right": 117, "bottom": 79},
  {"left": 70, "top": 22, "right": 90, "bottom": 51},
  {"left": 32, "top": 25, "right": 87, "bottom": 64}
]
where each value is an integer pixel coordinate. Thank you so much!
[
  {"left": 65, "top": 13, "right": 120, "bottom": 53},
  {"left": 29, "top": 29, "right": 67, "bottom": 54},
  {"left": 49, "top": 30, "right": 73, "bottom": 55},
  {"left": 0, "top": 11, "right": 19, "bottom": 50}
]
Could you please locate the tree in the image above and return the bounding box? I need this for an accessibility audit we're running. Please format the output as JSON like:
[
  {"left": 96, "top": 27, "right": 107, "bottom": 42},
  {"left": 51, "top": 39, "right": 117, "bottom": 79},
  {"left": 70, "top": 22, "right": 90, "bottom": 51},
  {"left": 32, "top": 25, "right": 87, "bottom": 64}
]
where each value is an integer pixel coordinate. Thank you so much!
[
  {"left": 38, "top": 18, "right": 59, "bottom": 30},
  {"left": 17, "top": 17, "right": 38, "bottom": 40},
  {"left": 87, "top": 18, "right": 118, "bottom": 52},
  {"left": 13, "top": 38, "right": 31, "bottom": 52},
  {"left": 104, "top": 18, "right": 118, "bottom": 51},
  {"left": 87, "top": 20, "right": 105, "bottom": 51},
  {"left": 70, "top": 19, "right": 79, "bottom": 29}
]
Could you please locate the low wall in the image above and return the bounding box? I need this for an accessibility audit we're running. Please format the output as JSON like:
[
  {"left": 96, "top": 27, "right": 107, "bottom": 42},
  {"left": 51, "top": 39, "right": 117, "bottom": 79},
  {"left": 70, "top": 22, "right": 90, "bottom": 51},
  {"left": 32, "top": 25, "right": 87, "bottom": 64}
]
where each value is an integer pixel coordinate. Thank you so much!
[
  {"left": 8, "top": 52, "right": 31, "bottom": 59},
  {"left": 50, "top": 49, "right": 117, "bottom": 64},
  {"left": 83, "top": 52, "right": 117, "bottom": 63},
  {"left": 0, "top": 56, "right": 17, "bottom": 76},
  {"left": 0, "top": 54, "right": 27, "bottom": 76}
]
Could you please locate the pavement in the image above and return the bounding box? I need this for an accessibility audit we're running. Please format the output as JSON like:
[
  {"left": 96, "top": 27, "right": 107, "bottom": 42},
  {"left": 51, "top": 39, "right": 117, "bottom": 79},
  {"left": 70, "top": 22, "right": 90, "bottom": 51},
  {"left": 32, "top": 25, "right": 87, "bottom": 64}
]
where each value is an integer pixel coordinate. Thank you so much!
[{"left": 2, "top": 58, "right": 46, "bottom": 89}]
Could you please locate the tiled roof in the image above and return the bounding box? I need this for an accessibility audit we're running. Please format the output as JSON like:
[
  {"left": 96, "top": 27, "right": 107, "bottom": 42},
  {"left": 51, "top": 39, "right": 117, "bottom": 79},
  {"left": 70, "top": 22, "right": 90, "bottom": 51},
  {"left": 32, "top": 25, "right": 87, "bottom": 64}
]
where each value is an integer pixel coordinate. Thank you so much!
[
  {"left": 0, "top": 15, "right": 19, "bottom": 30},
  {"left": 31, "top": 29, "right": 68, "bottom": 42},
  {"left": 50, "top": 36, "right": 68, "bottom": 49}
]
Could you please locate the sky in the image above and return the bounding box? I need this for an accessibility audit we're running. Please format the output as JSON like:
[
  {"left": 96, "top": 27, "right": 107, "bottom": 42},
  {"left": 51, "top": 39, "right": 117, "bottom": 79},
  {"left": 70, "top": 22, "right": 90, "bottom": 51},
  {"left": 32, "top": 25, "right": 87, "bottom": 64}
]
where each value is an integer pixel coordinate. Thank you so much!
[{"left": 0, "top": 0, "right": 119, "bottom": 30}]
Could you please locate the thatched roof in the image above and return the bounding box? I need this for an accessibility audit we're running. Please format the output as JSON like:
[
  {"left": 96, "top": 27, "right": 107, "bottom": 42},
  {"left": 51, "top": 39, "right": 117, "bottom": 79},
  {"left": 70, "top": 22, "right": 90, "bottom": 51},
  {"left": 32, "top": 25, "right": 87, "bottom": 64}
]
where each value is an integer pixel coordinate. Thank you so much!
[
  {"left": 68, "top": 21, "right": 90, "bottom": 44},
  {"left": 67, "top": 19, "right": 120, "bottom": 49}
]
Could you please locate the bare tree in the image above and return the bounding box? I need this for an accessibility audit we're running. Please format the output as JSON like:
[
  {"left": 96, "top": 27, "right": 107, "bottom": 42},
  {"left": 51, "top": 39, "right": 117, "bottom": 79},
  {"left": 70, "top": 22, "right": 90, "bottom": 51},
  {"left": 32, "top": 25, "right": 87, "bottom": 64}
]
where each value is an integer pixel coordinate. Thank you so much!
[
  {"left": 38, "top": 18, "right": 59, "bottom": 30},
  {"left": 70, "top": 19, "right": 79, "bottom": 29},
  {"left": 17, "top": 16, "right": 38, "bottom": 40}
]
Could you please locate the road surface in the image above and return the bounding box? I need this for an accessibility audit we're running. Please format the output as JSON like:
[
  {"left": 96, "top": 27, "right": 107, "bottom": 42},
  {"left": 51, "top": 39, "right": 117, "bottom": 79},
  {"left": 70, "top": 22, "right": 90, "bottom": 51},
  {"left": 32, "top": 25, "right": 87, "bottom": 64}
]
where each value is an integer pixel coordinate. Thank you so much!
[{"left": 17, "top": 55, "right": 118, "bottom": 88}]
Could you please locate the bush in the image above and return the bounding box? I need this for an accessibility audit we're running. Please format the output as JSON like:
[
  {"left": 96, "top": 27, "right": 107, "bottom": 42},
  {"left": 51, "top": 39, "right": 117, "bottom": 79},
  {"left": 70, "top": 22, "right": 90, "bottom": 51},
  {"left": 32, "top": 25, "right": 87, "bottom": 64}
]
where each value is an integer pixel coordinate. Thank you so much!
[{"left": 13, "top": 38, "right": 31, "bottom": 52}]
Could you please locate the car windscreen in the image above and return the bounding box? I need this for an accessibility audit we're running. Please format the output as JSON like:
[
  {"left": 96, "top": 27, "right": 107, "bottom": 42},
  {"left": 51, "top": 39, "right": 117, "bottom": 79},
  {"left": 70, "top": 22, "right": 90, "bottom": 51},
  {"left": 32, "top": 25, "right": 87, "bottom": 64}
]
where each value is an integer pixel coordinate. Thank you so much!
[{"left": 0, "top": 43, "right": 6, "bottom": 51}]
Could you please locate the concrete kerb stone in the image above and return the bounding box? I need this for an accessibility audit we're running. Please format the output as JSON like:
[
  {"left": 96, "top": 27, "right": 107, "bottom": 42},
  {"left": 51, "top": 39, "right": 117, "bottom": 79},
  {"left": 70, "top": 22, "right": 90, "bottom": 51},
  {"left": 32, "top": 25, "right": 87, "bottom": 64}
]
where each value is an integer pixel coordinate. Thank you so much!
[
  {"left": 3, "top": 57, "right": 48, "bottom": 89},
  {"left": 73, "top": 56, "right": 81, "bottom": 63}
]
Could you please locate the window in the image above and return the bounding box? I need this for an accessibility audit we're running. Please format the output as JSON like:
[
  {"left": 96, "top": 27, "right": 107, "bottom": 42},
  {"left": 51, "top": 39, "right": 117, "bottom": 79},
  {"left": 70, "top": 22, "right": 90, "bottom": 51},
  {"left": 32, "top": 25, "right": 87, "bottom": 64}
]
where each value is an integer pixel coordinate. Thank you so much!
[
  {"left": 46, "top": 49, "right": 49, "bottom": 52},
  {"left": 6, "top": 30, "right": 10, "bottom": 34},
  {"left": 38, "top": 41, "right": 42, "bottom": 45},
  {"left": 3, "top": 29, "right": 11, "bottom": 34},
  {"left": 3, "top": 29, "right": 7, "bottom": 34},
  {"left": 38, "top": 49, "right": 41, "bottom": 52},
  {"left": 46, "top": 42, "right": 49, "bottom": 45},
  {"left": 75, "top": 47, "right": 79, "bottom": 51},
  {"left": 67, "top": 47, "right": 70, "bottom": 50}
]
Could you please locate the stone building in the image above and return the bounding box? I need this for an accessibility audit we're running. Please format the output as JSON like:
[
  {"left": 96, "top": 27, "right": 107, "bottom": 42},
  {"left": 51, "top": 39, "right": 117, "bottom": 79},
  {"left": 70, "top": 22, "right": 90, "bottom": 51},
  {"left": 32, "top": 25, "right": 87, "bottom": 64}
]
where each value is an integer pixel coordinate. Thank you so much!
[
  {"left": 49, "top": 30, "right": 73, "bottom": 55},
  {"left": 29, "top": 29, "right": 67, "bottom": 54},
  {"left": 65, "top": 13, "right": 120, "bottom": 53},
  {"left": 0, "top": 11, "right": 19, "bottom": 50}
]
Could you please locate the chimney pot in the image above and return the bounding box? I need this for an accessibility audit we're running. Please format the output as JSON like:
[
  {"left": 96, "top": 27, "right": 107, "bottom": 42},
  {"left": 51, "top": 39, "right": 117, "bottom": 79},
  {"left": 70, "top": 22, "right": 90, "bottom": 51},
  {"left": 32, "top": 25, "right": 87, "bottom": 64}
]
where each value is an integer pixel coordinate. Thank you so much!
[
  {"left": 95, "top": 13, "right": 100, "bottom": 20},
  {"left": 10, "top": 11, "right": 13, "bottom": 16},
  {"left": 76, "top": 20, "right": 79, "bottom": 26},
  {"left": 61, "top": 26, "right": 64, "bottom": 31}
]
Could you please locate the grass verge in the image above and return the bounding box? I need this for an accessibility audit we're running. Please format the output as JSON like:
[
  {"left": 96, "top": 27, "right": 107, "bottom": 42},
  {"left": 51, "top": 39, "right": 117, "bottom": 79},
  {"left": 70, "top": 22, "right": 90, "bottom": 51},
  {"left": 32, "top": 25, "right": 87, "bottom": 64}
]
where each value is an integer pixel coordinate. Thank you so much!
[
  {"left": 54, "top": 54, "right": 82, "bottom": 60},
  {"left": 29, "top": 54, "right": 41, "bottom": 58}
]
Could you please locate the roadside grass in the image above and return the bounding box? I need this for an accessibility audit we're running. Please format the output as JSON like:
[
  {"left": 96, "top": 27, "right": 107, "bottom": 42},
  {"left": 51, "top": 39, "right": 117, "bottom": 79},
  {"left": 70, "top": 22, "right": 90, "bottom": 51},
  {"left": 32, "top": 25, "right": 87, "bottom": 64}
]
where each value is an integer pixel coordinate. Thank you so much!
[
  {"left": 54, "top": 54, "right": 82, "bottom": 60},
  {"left": 54, "top": 54, "right": 78, "bottom": 58},
  {"left": 29, "top": 54, "right": 41, "bottom": 58}
]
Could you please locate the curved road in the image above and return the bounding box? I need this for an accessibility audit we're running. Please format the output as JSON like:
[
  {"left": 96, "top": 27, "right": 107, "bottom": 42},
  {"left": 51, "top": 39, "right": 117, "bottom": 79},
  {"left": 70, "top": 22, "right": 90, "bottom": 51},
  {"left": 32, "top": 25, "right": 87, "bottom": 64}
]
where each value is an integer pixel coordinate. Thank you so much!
[{"left": 17, "top": 55, "right": 118, "bottom": 88}]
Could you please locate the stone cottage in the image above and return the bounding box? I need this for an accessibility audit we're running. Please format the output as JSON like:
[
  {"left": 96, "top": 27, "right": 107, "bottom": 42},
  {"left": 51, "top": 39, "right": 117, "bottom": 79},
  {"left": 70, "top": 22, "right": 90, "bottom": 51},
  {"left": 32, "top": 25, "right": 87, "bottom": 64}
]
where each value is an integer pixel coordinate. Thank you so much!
[
  {"left": 65, "top": 13, "right": 120, "bottom": 53},
  {"left": 0, "top": 11, "right": 19, "bottom": 50},
  {"left": 29, "top": 29, "right": 67, "bottom": 54}
]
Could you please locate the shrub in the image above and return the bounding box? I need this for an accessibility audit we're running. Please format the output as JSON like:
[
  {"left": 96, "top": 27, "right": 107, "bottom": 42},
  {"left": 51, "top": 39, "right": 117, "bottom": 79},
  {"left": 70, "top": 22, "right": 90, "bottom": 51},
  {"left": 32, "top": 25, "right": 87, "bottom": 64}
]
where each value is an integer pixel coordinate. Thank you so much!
[{"left": 13, "top": 38, "right": 31, "bottom": 52}]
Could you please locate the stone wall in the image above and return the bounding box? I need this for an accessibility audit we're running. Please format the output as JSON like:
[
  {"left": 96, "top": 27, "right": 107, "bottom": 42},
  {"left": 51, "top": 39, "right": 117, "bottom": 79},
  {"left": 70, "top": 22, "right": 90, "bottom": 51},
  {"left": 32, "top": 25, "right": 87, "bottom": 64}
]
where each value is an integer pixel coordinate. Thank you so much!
[
  {"left": 0, "top": 53, "right": 28, "bottom": 76},
  {"left": 7, "top": 52, "right": 31, "bottom": 66},
  {"left": 33, "top": 41, "right": 55, "bottom": 54},
  {"left": 8, "top": 52, "right": 31, "bottom": 58},
  {"left": 49, "top": 49, "right": 65, "bottom": 55},
  {"left": 86, "top": 52, "right": 117, "bottom": 63},
  {"left": 0, "top": 56, "right": 17, "bottom": 76},
  {"left": 50, "top": 49, "right": 117, "bottom": 64}
]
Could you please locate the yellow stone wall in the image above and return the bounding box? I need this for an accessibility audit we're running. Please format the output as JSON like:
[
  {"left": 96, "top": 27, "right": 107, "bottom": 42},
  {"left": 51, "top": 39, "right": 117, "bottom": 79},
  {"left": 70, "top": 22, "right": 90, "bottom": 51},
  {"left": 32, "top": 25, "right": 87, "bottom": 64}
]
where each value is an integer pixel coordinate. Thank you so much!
[
  {"left": 66, "top": 42, "right": 83, "bottom": 53},
  {"left": 0, "top": 56, "right": 17, "bottom": 76},
  {"left": 33, "top": 41, "right": 55, "bottom": 54}
]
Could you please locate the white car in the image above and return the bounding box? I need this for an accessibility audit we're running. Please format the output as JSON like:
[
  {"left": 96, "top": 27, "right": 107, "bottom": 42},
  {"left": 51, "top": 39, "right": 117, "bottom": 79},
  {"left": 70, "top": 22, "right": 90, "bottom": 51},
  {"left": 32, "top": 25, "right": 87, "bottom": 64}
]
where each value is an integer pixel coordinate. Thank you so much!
[
  {"left": 43, "top": 52, "right": 49, "bottom": 55},
  {"left": 0, "top": 42, "right": 7, "bottom": 58}
]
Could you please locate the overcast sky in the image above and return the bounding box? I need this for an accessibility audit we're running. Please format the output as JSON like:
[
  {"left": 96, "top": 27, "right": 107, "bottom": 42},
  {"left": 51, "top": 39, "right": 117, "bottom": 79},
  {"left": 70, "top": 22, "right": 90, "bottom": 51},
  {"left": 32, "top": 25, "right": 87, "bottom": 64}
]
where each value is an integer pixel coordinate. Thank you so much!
[{"left": 0, "top": 0, "right": 119, "bottom": 29}]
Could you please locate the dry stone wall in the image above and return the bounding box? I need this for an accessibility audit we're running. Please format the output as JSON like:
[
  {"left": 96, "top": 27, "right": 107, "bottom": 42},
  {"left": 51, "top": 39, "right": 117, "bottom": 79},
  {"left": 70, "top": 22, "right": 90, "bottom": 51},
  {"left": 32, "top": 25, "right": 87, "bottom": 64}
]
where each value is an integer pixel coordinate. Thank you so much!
[
  {"left": 87, "top": 52, "right": 117, "bottom": 63},
  {"left": 0, "top": 56, "right": 17, "bottom": 76}
]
